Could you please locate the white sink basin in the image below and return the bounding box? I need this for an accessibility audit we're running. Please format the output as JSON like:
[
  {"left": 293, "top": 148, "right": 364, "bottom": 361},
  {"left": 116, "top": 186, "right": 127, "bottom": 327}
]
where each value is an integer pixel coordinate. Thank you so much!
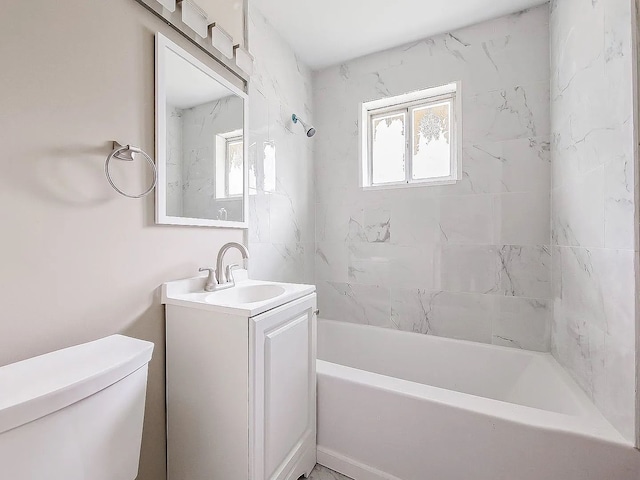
[
  {"left": 161, "top": 270, "right": 316, "bottom": 317},
  {"left": 206, "top": 284, "right": 286, "bottom": 305}
]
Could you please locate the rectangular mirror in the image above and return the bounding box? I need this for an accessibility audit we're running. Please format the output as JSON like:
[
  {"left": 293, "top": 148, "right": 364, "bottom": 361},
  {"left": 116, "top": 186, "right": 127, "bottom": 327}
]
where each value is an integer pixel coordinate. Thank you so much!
[{"left": 155, "top": 33, "right": 248, "bottom": 228}]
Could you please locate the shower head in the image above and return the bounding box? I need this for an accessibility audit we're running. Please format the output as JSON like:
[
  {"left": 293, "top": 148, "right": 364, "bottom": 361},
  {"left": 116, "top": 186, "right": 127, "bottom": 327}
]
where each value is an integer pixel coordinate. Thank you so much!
[{"left": 292, "top": 114, "right": 316, "bottom": 137}]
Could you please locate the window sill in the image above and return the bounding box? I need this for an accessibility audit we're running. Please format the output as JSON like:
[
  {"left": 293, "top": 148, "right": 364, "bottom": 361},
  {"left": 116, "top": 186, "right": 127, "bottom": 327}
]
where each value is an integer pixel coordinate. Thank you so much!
[
  {"left": 215, "top": 196, "right": 243, "bottom": 202},
  {"left": 361, "top": 178, "right": 459, "bottom": 191}
]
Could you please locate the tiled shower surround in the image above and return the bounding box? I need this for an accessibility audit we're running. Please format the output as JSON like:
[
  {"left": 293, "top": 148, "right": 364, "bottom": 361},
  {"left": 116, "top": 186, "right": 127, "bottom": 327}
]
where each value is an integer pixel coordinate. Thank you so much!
[
  {"left": 248, "top": 2, "right": 637, "bottom": 443},
  {"left": 550, "top": 0, "right": 637, "bottom": 443},
  {"left": 247, "top": 6, "right": 315, "bottom": 284},
  {"left": 313, "top": 6, "right": 552, "bottom": 351}
]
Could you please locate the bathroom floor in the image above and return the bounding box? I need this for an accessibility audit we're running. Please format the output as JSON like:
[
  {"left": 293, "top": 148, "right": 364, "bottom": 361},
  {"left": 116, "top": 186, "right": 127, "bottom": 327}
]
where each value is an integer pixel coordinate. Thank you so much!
[{"left": 309, "top": 464, "right": 353, "bottom": 480}]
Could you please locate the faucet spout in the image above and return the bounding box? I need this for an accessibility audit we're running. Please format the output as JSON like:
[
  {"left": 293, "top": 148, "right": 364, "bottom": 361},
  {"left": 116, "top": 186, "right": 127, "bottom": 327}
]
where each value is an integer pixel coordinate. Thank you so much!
[{"left": 216, "top": 242, "right": 250, "bottom": 285}]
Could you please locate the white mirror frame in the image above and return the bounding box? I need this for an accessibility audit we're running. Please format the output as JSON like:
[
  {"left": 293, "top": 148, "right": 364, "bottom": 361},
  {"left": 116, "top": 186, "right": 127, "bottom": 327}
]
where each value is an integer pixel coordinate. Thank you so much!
[{"left": 155, "top": 33, "right": 249, "bottom": 228}]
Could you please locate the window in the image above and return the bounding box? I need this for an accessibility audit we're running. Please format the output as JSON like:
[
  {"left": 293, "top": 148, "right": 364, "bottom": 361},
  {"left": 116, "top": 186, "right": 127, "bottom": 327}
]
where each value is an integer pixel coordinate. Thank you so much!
[
  {"left": 360, "top": 82, "right": 461, "bottom": 189},
  {"left": 215, "top": 129, "right": 244, "bottom": 199}
]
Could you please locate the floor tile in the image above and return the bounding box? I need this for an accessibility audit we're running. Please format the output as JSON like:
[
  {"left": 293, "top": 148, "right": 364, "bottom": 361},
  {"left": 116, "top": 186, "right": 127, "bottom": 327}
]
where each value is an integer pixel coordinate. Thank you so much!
[{"left": 307, "top": 463, "right": 353, "bottom": 480}]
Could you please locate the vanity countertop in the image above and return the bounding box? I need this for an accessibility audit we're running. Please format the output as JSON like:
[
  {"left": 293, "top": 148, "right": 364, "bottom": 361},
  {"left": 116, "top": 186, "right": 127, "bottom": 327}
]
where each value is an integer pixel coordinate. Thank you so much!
[{"left": 161, "top": 270, "right": 316, "bottom": 317}]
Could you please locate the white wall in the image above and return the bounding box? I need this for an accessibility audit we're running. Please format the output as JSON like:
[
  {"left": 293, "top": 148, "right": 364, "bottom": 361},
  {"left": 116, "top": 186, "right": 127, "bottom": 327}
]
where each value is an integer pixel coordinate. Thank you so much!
[
  {"left": 550, "top": 0, "right": 638, "bottom": 444},
  {"left": 247, "top": 6, "right": 315, "bottom": 285},
  {"left": 313, "top": 6, "right": 552, "bottom": 351},
  {"left": 0, "top": 2, "right": 248, "bottom": 479}
]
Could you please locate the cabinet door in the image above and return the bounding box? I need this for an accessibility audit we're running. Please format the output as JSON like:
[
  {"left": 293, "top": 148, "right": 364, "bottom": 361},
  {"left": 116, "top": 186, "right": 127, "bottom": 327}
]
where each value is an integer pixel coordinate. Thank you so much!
[{"left": 250, "top": 294, "right": 317, "bottom": 480}]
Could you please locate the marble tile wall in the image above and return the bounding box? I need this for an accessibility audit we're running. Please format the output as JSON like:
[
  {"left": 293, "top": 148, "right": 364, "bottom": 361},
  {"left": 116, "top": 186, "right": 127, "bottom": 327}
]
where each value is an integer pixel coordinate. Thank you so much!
[
  {"left": 313, "top": 6, "right": 552, "bottom": 352},
  {"left": 246, "top": 6, "right": 315, "bottom": 284},
  {"left": 550, "top": 0, "right": 637, "bottom": 443}
]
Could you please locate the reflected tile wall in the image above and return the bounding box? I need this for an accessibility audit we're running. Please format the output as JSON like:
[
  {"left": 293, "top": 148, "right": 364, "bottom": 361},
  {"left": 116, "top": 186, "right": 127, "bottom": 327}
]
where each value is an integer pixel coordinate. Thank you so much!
[
  {"left": 166, "top": 106, "right": 183, "bottom": 217},
  {"left": 166, "top": 99, "right": 244, "bottom": 220},
  {"left": 550, "top": 0, "right": 637, "bottom": 442},
  {"left": 313, "top": 6, "right": 552, "bottom": 352},
  {"left": 247, "top": 6, "right": 315, "bottom": 284},
  {"left": 181, "top": 97, "right": 244, "bottom": 221}
]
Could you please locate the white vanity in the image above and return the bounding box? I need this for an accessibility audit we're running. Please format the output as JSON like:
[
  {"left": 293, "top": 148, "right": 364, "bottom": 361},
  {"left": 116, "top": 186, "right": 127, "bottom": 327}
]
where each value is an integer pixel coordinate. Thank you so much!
[
  {"left": 162, "top": 269, "right": 317, "bottom": 480},
  {"left": 157, "top": 30, "right": 316, "bottom": 480}
]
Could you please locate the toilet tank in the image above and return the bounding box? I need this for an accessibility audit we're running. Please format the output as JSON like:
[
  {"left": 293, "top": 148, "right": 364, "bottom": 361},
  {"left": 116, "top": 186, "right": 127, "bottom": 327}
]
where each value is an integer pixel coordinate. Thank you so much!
[{"left": 0, "top": 335, "right": 154, "bottom": 480}]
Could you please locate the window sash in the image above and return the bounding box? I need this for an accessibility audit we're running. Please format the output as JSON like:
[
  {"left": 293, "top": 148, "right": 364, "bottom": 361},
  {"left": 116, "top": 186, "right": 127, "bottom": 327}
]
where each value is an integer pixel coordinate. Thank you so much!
[
  {"left": 368, "top": 110, "right": 407, "bottom": 185},
  {"left": 410, "top": 99, "right": 453, "bottom": 181},
  {"left": 366, "top": 91, "right": 456, "bottom": 187}
]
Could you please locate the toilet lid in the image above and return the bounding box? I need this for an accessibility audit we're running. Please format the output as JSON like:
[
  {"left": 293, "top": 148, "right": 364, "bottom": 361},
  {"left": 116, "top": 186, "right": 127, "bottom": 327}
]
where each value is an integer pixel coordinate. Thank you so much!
[{"left": 0, "top": 334, "right": 153, "bottom": 434}]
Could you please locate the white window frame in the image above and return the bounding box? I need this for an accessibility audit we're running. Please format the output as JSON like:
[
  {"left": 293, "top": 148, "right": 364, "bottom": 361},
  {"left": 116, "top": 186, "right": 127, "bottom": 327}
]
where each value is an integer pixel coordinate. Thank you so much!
[{"left": 359, "top": 82, "right": 462, "bottom": 190}]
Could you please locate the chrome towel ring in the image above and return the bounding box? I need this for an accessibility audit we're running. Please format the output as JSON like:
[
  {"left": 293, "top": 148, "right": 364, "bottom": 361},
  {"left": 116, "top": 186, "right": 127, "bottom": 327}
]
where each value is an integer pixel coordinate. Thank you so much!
[{"left": 105, "top": 141, "right": 157, "bottom": 199}]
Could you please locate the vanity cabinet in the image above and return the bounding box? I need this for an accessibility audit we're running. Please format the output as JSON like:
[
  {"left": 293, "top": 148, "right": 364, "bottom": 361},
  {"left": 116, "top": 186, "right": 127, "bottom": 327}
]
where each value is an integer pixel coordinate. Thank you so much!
[{"left": 165, "top": 292, "right": 317, "bottom": 480}]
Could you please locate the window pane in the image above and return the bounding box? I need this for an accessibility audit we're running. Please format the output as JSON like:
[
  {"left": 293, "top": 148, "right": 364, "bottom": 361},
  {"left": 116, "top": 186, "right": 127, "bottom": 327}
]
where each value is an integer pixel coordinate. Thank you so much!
[
  {"left": 371, "top": 112, "right": 406, "bottom": 184},
  {"left": 227, "top": 139, "right": 243, "bottom": 196},
  {"left": 412, "top": 101, "right": 451, "bottom": 180}
]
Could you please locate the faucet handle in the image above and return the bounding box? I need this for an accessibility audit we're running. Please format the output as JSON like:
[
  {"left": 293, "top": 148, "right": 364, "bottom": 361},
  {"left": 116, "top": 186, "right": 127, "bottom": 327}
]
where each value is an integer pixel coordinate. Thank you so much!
[
  {"left": 198, "top": 267, "right": 218, "bottom": 292},
  {"left": 225, "top": 264, "right": 241, "bottom": 285}
]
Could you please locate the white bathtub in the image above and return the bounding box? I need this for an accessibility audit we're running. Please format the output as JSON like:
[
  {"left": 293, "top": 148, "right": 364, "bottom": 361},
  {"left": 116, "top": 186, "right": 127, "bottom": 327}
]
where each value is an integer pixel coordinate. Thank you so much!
[{"left": 316, "top": 319, "right": 640, "bottom": 480}]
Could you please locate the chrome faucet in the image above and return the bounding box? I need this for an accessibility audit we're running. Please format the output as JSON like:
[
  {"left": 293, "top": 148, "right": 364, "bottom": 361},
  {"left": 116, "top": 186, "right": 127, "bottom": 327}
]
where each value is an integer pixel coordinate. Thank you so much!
[{"left": 199, "top": 242, "right": 250, "bottom": 292}]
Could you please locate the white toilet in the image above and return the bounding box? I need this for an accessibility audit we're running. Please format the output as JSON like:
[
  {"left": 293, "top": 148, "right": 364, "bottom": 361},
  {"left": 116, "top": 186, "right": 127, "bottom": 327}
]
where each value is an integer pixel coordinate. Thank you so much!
[{"left": 0, "top": 334, "right": 154, "bottom": 480}]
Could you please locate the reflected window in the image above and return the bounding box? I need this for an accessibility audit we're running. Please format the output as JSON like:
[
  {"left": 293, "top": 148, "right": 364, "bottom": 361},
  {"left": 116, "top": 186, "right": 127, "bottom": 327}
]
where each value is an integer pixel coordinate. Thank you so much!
[
  {"left": 263, "top": 141, "right": 276, "bottom": 193},
  {"left": 226, "top": 136, "right": 243, "bottom": 197},
  {"left": 246, "top": 140, "right": 276, "bottom": 195},
  {"left": 248, "top": 142, "right": 258, "bottom": 194},
  {"left": 215, "top": 129, "right": 243, "bottom": 199}
]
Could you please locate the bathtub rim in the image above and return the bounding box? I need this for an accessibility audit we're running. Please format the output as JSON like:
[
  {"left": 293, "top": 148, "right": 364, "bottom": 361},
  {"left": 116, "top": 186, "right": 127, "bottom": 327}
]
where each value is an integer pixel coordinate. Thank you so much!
[
  {"left": 316, "top": 319, "right": 629, "bottom": 447},
  {"left": 319, "top": 317, "right": 560, "bottom": 362}
]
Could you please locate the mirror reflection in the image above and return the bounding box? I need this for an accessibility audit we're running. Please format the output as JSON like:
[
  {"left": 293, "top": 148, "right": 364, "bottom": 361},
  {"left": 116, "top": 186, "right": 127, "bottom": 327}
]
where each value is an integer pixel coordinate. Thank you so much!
[{"left": 157, "top": 34, "right": 247, "bottom": 226}]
